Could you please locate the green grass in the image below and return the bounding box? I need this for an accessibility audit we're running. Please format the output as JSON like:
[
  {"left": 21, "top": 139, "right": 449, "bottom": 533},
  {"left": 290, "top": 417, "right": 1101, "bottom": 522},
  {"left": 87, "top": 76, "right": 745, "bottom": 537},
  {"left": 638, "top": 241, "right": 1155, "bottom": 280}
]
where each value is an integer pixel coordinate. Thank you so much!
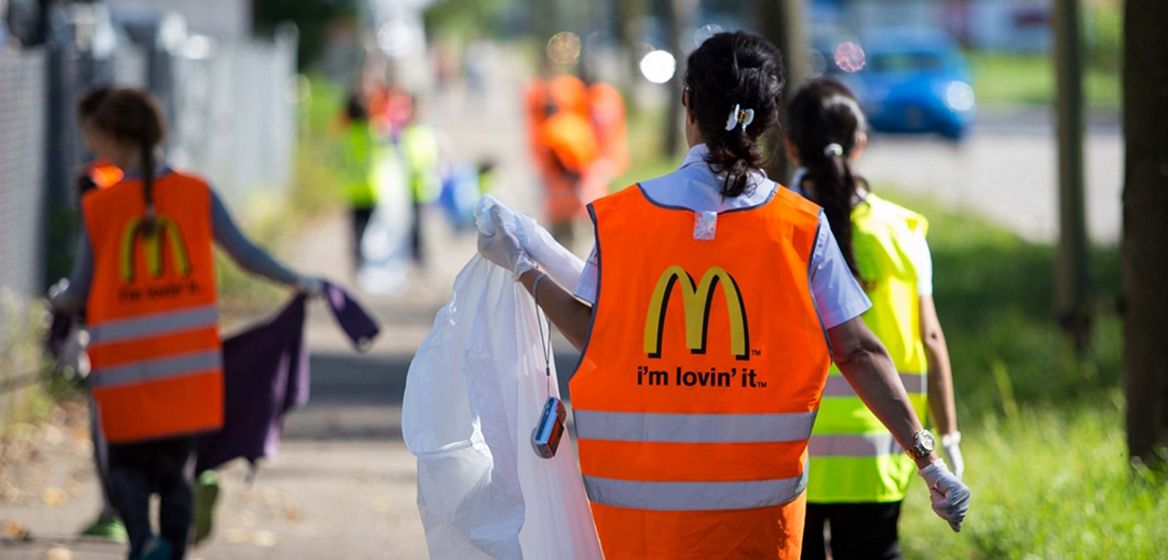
[
  {"left": 869, "top": 191, "right": 1166, "bottom": 558},
  {"left": 969, "top": 52, "right": 1120, "bottom": 109}
]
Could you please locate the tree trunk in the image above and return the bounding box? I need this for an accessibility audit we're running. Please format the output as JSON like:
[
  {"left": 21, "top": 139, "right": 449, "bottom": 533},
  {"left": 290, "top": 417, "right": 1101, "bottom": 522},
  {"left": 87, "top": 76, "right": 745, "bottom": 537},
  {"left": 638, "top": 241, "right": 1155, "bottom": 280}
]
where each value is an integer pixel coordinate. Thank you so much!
[
  {"left": 753, "top": 0, "right": 808, "bottom": 182},
  {"left": 612, "top": 0, "right": 646, "bottom": 87},
  {"left": 1053, "top": 0, "right": 1091, "bottom": 351},
  {"left": 661, "top": 0, "right": 697, "bottom": 158},
  {"left": 1123, "top": 0, "right": 1168, "bottom": 470}
]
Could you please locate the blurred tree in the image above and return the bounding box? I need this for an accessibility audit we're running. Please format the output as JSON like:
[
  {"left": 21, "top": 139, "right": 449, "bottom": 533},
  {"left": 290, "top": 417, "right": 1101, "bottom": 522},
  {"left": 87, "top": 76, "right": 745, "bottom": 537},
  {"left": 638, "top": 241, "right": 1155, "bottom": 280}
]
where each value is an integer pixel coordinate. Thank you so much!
[
  {"left": 662, "top": 0, "right": 696, "bottom": 157},
  {"left": 1053, "top": 0, "right": 1090, "bottom": 351},
  {"left": 425, "top": 0, "right": 513, "bottom": 41},
  {"left": 613, "top": 0, "right": 647, "bottom": 86},
  {"left": 1123, "top": 0, "right": 1168, "bottom": 471},
  {"left": 254, "top": 0, "right": 357, "bottom": 70},
  {"left": 753, "top": 0, "right": 808, "bottom": 181}
]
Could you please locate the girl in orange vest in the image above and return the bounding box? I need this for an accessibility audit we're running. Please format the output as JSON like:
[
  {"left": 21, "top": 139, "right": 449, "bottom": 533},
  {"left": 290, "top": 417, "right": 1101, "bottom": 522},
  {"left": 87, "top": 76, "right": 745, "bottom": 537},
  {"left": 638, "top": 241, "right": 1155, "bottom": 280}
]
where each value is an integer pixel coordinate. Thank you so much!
[
  {"left": 478, "top": 32, "right": 970, "bottom": 559},
  {"left": 50, "top": 88, "right": 320, "bottom": 560}
]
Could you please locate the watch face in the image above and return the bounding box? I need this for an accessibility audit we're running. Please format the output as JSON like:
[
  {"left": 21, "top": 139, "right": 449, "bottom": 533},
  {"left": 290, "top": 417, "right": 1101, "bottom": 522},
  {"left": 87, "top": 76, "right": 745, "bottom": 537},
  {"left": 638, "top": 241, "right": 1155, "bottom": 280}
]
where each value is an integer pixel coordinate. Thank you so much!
[{"left": 920, "top": 431, "right": 935, "bottom": 451}]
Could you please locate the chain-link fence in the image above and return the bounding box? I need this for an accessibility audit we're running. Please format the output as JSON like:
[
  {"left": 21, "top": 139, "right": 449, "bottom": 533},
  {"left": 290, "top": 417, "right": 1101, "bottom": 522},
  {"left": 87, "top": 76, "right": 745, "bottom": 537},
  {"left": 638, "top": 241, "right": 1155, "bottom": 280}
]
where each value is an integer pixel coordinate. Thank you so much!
[{"left": 0, "top": 33, "right": 296, "bottom": 303}]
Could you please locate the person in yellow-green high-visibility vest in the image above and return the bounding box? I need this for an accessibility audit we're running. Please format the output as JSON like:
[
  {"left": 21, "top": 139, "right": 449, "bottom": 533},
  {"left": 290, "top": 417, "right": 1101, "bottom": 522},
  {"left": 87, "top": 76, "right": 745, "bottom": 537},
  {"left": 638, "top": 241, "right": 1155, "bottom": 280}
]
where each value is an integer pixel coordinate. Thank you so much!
[
  {"left": 398, "top": 97, "right": 441, "bottom": 266},
  {"left": 787, "top": 78, "right": 964, "bottom": 560},
  {"left": 338, "top": 93, "right": 378, "bottom": 270}
]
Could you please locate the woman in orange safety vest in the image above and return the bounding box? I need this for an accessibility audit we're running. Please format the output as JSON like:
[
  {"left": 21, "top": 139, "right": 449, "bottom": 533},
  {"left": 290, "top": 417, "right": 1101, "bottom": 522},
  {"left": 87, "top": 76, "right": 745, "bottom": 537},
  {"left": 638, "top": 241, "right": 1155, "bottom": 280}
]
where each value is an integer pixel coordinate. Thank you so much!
[
  {"left": 477, "top": 32, "right": 970, "bottom": 559},
  {"left": 50, "top": 88, "right": 320, "bottom": 560}
]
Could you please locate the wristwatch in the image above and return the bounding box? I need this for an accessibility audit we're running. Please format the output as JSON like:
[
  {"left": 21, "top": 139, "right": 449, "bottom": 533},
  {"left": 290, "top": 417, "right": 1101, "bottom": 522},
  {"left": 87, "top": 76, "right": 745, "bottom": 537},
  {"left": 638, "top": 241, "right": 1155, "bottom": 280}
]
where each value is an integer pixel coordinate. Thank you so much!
[{"left": 906, "top": 430, "right": 936, "bottom": 459}]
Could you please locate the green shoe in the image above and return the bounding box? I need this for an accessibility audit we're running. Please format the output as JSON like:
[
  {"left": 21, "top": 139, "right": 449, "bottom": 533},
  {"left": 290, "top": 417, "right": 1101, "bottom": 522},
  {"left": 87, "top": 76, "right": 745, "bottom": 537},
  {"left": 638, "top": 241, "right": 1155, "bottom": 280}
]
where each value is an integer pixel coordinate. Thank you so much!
[
  {"left": 192, "top": 470, "right": 220, "bottom": 545},
  {"left": 80, "top": 513, "right": 127, "bottom": 543}
]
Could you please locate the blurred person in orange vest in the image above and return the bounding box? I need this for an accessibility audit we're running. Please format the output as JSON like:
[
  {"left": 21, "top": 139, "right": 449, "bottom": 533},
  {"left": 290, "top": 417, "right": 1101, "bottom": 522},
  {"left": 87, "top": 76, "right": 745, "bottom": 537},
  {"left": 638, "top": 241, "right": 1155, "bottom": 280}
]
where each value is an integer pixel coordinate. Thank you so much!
[
  {"left": 579, "top": 80, "right": 630, "bottom": 210},
  {"left": 49, "top": 88, "right": 321, "bottom": 560},
  {"left": 477, "top": 32, "right": 970, "bottom": 558},
  {"left": 535, "top": 74, "right": 599, "bottom": 245}
]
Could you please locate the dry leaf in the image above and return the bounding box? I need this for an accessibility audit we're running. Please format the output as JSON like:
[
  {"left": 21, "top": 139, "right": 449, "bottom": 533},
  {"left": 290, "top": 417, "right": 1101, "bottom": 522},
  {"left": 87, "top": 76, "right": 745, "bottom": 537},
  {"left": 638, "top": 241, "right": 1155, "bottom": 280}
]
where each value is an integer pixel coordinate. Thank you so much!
[
  {"left": 42, "top": 487, "right": 69, "bottom": 507},
  {"left": 252, "top": 530, "right": 277, "bottom": 547},
  {"left": 283, "top": 506, "right": 302, "bottom": 522},
  {"left": 2, "top": 520, "right": 31, "bottom": 541},
  {"left": 45, "top": 545, "right": 72, "bottom": 560}
]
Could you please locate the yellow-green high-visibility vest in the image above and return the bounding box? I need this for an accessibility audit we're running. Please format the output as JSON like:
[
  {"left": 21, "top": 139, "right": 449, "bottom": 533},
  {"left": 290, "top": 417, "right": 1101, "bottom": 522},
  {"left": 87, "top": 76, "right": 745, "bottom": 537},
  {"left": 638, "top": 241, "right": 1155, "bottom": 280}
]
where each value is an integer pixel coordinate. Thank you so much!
[{"left": 807, "top": 193, "right": 930, "bottom": 503}]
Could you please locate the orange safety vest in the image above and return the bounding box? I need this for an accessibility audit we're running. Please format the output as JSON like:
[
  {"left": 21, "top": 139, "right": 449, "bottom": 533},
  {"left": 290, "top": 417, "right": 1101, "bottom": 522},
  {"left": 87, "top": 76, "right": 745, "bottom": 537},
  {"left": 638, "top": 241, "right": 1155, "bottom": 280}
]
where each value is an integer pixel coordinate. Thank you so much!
[
  {"left": 570, "top": 184, "right": 831, "bottom": 559},
  {"left": 82, "top": 171, "right": 223, "bottom": 444},
  {"left": 539, "top": 111, "right": 599, "bottom": 224}
]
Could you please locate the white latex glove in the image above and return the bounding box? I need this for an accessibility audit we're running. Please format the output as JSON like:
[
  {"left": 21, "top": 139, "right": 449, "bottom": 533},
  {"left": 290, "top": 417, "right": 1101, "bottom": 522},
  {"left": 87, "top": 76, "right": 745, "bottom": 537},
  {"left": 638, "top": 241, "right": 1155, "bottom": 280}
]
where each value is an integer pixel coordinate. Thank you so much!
[
  {"left": 515, "top": 212, "right": 584, "bottom": 288},
  {"left": 941, "top": 432, "right": 965, "bottom": 480},
  {"left": 477, "top": 205, "right": 537, "bottom": 278},
  {"left": 918, "top": 459, "right": 971, "bottom": 532},
  {"left": 295, "top": 275, "right": 324, "bottom": 298}
]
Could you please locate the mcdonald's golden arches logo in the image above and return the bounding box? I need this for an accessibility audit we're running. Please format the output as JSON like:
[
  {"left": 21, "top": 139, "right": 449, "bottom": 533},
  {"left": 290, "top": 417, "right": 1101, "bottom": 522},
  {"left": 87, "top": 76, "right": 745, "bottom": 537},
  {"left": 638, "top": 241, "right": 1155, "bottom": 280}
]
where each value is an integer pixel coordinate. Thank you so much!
[
  {"left": 119, "top": 216, "right": 192, "bottom": 282},
  {"left": 643, "top": 265, "right": 750, "bottom": 360}
]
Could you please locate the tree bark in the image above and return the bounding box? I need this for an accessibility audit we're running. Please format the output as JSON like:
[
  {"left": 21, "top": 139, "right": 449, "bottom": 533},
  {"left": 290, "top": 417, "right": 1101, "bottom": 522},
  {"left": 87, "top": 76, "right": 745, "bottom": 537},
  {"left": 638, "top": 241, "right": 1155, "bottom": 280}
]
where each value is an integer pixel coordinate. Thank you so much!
[
  {"left": 1123, "top": 0, "right": 1168, "bottom": 470},
  {"left": 753, "top": 0, "right": 809, "bottom": 182},
  {"left": 1053, "top": 0, "right": 1091, "bottom": 351},
  {"left": 661, "top": 0, "right": 697, "bottom": 158}
]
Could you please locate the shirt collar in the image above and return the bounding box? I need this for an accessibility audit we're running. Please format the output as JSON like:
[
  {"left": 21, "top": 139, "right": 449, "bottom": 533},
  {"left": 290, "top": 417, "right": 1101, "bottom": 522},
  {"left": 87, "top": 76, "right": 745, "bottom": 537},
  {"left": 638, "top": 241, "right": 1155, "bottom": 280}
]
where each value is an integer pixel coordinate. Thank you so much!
[{"left": 679, "top": 143, "right": 710, "bottom": 170}]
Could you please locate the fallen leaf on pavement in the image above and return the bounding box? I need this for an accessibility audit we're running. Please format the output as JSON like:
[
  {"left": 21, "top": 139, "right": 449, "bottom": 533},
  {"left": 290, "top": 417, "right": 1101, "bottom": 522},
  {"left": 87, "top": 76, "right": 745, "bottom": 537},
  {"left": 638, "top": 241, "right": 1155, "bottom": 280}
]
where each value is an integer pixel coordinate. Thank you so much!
[
  {"left": 45, "top": 545, "right": 72, "bottom": 560},
  {"left": 252, "top": 530, "right": 277, "bottom": 547},
  {"left": 283, "top": 506, "right": 302, "bottom": 522},
  {"left": 42, "top": 488, "right": 69, "bottom": 506},
  {"left": 2, "top": 520, "right": 32, "bottom": 541}
]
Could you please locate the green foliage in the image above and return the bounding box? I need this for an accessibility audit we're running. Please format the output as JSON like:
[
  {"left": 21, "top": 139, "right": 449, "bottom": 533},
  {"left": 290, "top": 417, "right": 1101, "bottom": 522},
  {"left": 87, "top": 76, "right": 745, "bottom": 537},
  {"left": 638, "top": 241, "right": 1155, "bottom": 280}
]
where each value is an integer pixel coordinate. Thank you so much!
[
  {"left": 254, "top": 0, "right": 357, "bottom": 70},
  {"left": 968, "top": 52, "right": 1120, "bottom": 108},
  {"left": 424, "top": 0, "right": 513, "bottom": 42},
  {"left": 1086, "top": 3, "right": 1122, "bottom": 71},
  {"left": 863, "top": 191, "right": 1165, "bottom": 558}
]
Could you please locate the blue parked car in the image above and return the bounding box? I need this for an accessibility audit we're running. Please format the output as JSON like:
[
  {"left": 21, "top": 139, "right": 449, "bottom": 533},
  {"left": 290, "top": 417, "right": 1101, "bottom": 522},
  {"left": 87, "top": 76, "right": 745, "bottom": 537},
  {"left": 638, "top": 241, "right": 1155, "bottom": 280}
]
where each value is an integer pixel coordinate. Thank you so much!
[{"left": 839, "top": 29, "right": 976, "bottom": 140}]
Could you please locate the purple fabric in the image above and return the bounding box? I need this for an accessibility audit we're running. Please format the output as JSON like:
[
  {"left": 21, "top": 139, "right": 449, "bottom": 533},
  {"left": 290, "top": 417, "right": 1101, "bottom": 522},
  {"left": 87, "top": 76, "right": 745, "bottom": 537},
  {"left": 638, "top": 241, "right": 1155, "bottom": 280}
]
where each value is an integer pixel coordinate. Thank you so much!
[
  {"left": 196, "top": 294, "right": 309, "bottom": 474},
  {"left": 324, "top": 281, "right": 381, "bottom": 351},
  {"left": 195, "top": 284, "right": 380, "bottom": 474}
]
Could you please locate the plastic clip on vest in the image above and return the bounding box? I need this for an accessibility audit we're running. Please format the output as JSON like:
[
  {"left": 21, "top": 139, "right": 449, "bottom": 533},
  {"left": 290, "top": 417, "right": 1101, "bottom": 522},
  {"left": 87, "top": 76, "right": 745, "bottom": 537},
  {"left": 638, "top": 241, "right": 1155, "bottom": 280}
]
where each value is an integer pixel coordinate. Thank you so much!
[
  {"left": 82, "top": 171, "right": 224, "bottom": 444},
  {"left": 570, "top": 184, "right": 831, "bottom": 559}
]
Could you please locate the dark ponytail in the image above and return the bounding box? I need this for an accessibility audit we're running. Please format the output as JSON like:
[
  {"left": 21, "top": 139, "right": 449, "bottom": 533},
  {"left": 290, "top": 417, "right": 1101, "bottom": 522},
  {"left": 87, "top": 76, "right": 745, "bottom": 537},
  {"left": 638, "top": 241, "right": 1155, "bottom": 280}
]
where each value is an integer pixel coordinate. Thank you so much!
[
  {"left": 88, "top": 88, "right": 166, "bottom": 233},
  {"left": 786, "top": 78, "right": 867, "bottom": 277},
  {"left": 684, "top": 32, "right": 785, "bottom": 198}
]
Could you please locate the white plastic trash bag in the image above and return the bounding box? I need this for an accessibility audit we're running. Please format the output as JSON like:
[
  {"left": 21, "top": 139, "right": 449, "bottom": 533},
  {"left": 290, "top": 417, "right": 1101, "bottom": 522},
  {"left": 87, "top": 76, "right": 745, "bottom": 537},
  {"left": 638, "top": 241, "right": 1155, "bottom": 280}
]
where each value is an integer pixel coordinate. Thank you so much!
[
  {"left": 359, "top": 143, "right": 413, "bottom": 296},
  {"left": 402, "top": 203, "right": 601, "bottom": 559}
]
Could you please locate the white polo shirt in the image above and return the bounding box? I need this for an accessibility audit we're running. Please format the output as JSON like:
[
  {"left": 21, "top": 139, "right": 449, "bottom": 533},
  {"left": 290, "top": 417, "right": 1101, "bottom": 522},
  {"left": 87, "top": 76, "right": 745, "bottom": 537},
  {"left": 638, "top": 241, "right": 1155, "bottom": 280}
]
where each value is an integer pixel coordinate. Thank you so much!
[{"left": 574, "top": 144, "right": 872, "bottom": 329}]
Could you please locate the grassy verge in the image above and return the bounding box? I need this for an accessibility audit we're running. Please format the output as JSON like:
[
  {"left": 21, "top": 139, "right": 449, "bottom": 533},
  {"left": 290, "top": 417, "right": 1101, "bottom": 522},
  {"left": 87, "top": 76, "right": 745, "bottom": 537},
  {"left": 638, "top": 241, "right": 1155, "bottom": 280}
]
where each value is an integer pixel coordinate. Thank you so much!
[
  {"left": 968, "top": 52, "right": 1120, "bottom": 109},
  {"left": 872, "top": 190, "right": 1163, "bottom": 558}
]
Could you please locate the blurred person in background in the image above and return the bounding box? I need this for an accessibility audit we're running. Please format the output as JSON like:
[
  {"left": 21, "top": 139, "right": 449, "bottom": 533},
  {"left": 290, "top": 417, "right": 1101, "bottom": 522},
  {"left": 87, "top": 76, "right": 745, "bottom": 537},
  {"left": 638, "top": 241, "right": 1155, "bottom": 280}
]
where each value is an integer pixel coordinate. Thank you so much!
[
  {"left": 479, "top": 32, "right": 969, "bottom": 558},
  {"left": 787, "top": 77, "right": 963, "bottom": 560},
  {"left": 398, "top": 95, "right": 441, "bottom": 266},
  {"left": 70, "top": 85, "right": 127, "bottom": 543},
  {"left": 337, "top": 92, "right": 377, "bottom": 272},
  {"left": 531, "top": 73, "right": 599, "bottom": 246},
  {"left": 49, "top": 87, "right": 321, "bottom": 560}
]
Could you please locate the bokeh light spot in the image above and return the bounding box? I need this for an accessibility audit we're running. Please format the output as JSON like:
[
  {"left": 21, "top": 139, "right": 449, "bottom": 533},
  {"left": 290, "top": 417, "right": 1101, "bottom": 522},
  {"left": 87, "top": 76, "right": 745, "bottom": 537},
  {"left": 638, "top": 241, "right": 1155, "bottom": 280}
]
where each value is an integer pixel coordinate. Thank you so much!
[
  {"left": 640, "top": 50, "right": 677, "bottom": 84},
  {"left": 546, "top": 32, "right": 582, "bottom": 67},
  {"left": 834, "top": 41, "right": 867, "bottom": 73}
]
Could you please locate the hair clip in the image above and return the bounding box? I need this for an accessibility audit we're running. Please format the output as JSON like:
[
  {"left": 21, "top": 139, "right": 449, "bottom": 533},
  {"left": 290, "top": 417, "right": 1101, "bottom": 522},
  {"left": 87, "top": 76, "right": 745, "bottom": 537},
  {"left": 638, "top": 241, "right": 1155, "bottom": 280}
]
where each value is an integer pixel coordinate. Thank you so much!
[
  {"left": 724, "top": 103, "right": 756, "bottom": 131},
  {"left": 823, "top": 143, "right": 844, "bottom": 157}
]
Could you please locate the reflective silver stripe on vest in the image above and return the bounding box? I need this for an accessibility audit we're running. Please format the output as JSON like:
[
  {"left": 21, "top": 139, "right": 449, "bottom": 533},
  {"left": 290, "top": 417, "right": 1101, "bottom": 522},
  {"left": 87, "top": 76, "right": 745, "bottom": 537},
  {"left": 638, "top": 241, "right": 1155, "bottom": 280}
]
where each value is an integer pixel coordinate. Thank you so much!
[
  {"left": 574, "top": 410, "right": 817, "bottom": 444},
  {"left": 807, "top": 433, "right": 903, "bottom": 457},
  {"left": 91, "top": 350, "right": 222, "bottom": 388},
  {"left": 90, "top": 304, "right": 219, "bottom": 345},
  {"left": 583, "top": 472, "right": 808, "bottom": 511},
  {"left": 821, "top": 373, "right": 926, "bottom": 397}
]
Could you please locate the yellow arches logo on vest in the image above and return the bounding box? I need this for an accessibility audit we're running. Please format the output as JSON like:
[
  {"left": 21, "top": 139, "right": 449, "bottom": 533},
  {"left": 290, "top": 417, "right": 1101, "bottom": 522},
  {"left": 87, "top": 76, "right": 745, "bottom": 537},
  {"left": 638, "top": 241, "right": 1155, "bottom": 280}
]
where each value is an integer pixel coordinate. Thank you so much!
[
  {"left": 119, "top": 216, "right": 192, "bottom": 282},
  {"left": 643, "top": 265, "right": 750, "bottom": 360}
]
